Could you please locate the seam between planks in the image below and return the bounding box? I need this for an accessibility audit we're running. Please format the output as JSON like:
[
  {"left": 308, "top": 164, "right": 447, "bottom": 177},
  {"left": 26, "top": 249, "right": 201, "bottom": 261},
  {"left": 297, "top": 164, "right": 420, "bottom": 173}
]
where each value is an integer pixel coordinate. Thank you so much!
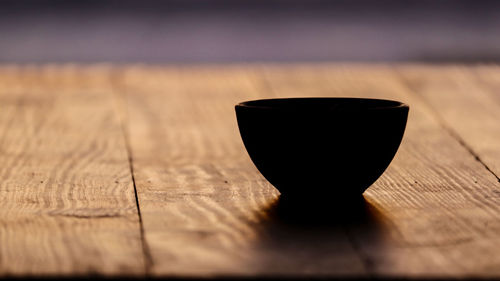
[
  {"left": 441, "top": 125, "right": 500, "bottom": 183},
  {"left": 124, "top": 119, "right": 155, "bottom": 273},
  {"left": 344, "top": 227, "right": 374, "bottom": 278},
  {"left": 109, "top": 68, "right": 154, "bottom": 274},
  {"left": 394, "top": 68, "right": 500, "bottom": 184}
]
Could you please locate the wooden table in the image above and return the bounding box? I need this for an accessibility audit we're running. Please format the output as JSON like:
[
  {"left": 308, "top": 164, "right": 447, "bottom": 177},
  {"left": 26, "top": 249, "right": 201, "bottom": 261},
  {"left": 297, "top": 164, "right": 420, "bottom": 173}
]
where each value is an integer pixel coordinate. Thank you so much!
[{"left": 0, "top": 64, "right": 499, "bottom": 279}]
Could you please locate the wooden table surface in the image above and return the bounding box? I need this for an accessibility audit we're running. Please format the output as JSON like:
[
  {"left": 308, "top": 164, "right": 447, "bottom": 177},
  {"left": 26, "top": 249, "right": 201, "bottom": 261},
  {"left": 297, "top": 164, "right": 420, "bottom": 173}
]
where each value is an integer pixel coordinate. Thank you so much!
[{"left": 0, "top": 64, "right": 499, "bottom": 279}]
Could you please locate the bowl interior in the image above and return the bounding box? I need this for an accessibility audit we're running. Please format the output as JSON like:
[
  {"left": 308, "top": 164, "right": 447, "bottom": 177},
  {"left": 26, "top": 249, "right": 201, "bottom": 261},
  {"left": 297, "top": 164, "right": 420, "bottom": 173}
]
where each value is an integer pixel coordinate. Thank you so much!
[{"left": 237, "top": 98, "right": 407, "bottom": 111}]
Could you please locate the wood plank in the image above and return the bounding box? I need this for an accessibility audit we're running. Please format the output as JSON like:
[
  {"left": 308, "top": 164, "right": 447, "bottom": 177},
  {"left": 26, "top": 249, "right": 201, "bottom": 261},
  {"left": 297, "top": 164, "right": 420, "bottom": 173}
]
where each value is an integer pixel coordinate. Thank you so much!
[
  {"left": 398, "top": 65, "right": 500, "bottom": 181},
  {"left": 0, "top": 66, "right": 145, "bottom": 276},
  {"left": 116, "top": 66, "right": 367, "bottom": 278},
  {"left": 259, "top": 65, "right": 500, "bottom": 278},
  {"left": 465, "top": 65, "right": 500, "bottom": 179},
  {"left": 120, "top": 65, "right": 500, "bottom": 278}
]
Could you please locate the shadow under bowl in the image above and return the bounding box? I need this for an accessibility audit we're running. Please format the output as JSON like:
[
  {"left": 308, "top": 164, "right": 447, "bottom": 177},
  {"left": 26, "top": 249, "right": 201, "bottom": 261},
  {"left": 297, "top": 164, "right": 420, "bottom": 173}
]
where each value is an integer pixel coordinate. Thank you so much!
[{"left": 235, "top": 97, "right": 409, "bottom": 202}]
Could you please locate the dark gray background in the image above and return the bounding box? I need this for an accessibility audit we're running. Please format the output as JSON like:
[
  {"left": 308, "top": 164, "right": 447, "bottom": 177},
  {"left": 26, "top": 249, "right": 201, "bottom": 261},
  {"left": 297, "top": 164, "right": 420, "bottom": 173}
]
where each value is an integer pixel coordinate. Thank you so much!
[{"left": 1, "top": 0, "right": 499, "bottom": 63}]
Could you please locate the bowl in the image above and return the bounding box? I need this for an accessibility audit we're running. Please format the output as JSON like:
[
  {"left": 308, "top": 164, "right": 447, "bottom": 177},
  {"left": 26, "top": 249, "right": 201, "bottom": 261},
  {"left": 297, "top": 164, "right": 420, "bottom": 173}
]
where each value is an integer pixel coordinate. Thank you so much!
[{"left": 235, "top": 97, "right": 409, "bottom": 202}]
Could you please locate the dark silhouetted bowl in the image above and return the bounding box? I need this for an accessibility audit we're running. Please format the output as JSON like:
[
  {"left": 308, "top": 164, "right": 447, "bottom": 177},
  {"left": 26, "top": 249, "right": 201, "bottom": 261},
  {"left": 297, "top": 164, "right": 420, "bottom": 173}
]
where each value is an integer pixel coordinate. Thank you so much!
[{"left": 235, "top": 98, "right": 409, "bottom": 202}]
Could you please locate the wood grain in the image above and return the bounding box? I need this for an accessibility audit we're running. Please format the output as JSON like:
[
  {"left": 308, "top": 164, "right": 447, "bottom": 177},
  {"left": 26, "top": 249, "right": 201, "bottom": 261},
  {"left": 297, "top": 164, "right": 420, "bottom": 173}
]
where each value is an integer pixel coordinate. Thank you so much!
[
  {"left": 398, "top": 65, "right": 500, "bottom": 181},
  {"left": 118, "top": 65, "right": 500, "bottom": 278},
  {"left": 0, "top": 66, "right": 145, "bottom": 276},
  {"left": 1, "top": 64, "right": 499, "bottom": 279}
]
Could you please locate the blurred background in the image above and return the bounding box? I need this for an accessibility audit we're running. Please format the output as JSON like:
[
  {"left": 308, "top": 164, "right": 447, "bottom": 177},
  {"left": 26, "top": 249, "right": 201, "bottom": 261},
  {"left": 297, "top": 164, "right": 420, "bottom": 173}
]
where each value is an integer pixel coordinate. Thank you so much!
[{"left": 1, "top": 0, "right": 500, "bottom": 63}]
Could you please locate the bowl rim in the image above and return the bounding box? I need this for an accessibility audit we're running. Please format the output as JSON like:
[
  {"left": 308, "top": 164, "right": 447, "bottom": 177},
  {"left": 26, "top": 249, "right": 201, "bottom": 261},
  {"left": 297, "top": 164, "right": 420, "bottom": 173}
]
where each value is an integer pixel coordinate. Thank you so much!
[{"left": 236, "top": 97, "right": 409, "bottom": 111}]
